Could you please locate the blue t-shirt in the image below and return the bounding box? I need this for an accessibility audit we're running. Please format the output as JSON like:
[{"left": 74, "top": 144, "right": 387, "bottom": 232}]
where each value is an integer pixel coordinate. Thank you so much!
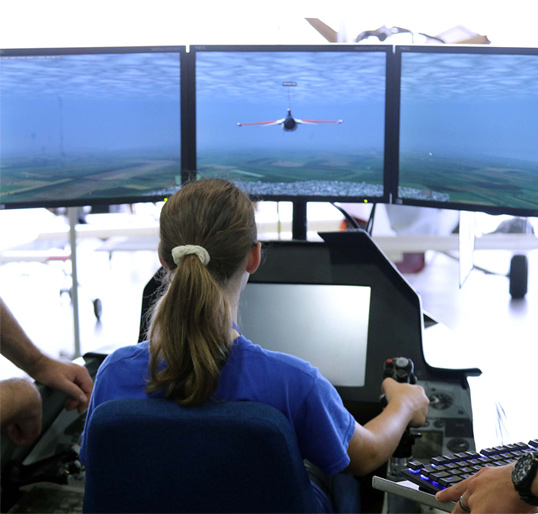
[{"left": 80, "top": 335, "right": 355, "bottom": 478}]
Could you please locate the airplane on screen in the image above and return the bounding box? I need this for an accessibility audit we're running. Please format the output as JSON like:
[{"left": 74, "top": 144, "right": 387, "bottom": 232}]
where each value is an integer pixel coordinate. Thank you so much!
[
  {"left": 237, "top": 107, "right": 342, "bottom": 132},
  {"left": 237, "top": 81, "right": 343, "bottom": 132}
]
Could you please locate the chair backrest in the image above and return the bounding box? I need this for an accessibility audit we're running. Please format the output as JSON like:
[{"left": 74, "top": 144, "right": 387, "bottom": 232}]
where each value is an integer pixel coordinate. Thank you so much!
[{"left": 82, "top": 398, "right": 322, "bottom": 513}]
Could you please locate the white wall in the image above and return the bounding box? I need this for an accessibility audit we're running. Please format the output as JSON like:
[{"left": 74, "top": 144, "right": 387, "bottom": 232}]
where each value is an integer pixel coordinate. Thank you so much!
[{"left": 1, "top": 0, "right": 537, "bottom": 49}]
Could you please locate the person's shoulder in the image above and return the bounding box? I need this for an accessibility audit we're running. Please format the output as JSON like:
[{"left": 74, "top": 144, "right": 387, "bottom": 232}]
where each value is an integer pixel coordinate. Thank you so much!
[
  {"left": 98, "top": 342, "right": 150, "bottom": 370},
  {"left": 234, "top": 335, "right": 318, "bottom": 378}
]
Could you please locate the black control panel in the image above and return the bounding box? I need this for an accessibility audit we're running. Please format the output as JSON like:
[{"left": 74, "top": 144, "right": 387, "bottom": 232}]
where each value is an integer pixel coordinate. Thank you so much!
[
  {"left": 383, "top": 357, "right": 476, "bottom": 460},
  {"left": 412, "top": 378, "right": 476, "bottom": 458}
]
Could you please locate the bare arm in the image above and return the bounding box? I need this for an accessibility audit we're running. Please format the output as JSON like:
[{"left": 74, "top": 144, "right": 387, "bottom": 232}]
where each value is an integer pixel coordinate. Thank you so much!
[
  {"left": 0, "top": 297, "right": 93, "bottom": 412},
  {"left": 436, "top": 464, "right": 538, "bottom": 513},
  {"left": 345, "top": 377, "right": 429, "bottom": 476},
  {"left": 0, "top": 378, "right": 42, "bottom": 446},
  {"left": 1, "top": 297, "right": 44, "bottom": 372}
]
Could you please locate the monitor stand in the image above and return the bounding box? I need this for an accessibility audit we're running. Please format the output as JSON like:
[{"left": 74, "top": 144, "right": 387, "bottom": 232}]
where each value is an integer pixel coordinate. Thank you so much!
[{"left": 292, "top": 201, "right": 307, "bottom": 240}]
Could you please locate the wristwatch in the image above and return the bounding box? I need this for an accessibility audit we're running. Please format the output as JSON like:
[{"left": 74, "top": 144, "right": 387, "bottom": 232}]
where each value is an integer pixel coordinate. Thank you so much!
[{"left": 512, "top": 451, "right": 538, "bottom": 506}]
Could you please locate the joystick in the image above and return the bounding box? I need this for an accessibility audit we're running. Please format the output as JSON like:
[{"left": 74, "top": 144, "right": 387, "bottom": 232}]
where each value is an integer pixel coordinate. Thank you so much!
[
  {"left": 383, "top": 357, "right": 417, "bottom": 384},
  {"left": 381, "top": 357, "right": 416, "bottom": 407},
  {"left": 382, "top": 357, "right": 423, "bottom": 512},
  {"left": 382, "top": 357, "right": 421, "bottom": 458}
]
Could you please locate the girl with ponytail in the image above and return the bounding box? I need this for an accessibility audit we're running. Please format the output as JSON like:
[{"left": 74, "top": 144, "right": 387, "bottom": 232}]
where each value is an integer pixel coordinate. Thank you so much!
[
  {"left": 146, "top": 178, "right": 259, "bottom": 405},
  {"left": 81, "top": 178, "right": 429, "bottom": 512}
]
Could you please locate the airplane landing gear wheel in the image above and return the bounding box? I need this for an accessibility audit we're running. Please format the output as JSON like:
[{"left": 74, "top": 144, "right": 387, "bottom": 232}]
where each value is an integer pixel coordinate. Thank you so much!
[
  {"left": 509, "top": 254, "right": 528, "bottom": 300},
  {"left": 93, "top": 298, "right": 103, "bottom": 321}
]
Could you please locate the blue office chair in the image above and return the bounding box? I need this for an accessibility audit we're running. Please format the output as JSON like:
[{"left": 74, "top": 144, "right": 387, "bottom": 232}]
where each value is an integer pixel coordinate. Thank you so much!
[{"left": 82, "top": 398, "right": 358, "bottom": 513}]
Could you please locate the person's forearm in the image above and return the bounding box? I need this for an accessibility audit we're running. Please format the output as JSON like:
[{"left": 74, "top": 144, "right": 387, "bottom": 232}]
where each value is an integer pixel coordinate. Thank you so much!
[
  {"left": 345, "top": 380, "right": 429, "bottom": 476},
  {"left": 363, "top": 398, "right": 414, "bottom": 460},
  {"left": 1, "top": 299, "right": 93, "bottom": 412},
  {"left": 0, "top": 298, "right": 44, "bottom": 374},
  {"left": 346, "top": 400, "right": 414, "bottom": 475}
]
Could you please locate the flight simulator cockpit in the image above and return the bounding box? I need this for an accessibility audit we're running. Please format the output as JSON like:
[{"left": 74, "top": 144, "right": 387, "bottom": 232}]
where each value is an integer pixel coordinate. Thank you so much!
[{"left": 0, "top": 229, "right": 482, "bottom": 513}]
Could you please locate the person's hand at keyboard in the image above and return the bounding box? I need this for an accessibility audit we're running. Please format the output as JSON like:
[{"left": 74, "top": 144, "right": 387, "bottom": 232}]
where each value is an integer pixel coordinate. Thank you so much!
[{"left": 436, "top": 463, "right": 538, "bottom": 513}]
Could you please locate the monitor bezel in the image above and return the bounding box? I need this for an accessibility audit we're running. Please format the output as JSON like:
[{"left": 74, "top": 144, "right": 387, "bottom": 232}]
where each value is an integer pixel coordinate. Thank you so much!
[
  {"left": 189, "top": 44, "right": 396, "bottom": 205},
  {"left": 393, "top": 44, "right": 538, "bottom": 217},
  {"left": 0, "top": 45, "right": 187, "bottom": 210}
]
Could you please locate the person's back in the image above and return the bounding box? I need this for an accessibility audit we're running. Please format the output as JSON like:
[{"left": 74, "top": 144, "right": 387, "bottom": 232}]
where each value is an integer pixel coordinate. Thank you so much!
[{"left": 80, "top": 178, "right": 429, "bottom": 511}]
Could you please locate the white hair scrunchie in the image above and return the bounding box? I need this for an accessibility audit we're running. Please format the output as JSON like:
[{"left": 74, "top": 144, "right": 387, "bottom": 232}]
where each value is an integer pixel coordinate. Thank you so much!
[{"left": 171, "top": 245, "right": 210, "bottom": 267}]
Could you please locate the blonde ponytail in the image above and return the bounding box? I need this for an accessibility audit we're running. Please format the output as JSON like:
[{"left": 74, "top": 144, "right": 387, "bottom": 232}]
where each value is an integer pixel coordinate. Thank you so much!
[{"left": 145, "top": 179, "right": 257, "bottom": 405}]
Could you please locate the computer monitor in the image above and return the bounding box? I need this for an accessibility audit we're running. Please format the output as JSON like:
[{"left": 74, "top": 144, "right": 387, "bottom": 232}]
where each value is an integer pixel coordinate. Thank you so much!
[
  {"left": 0, "top": 46, "right": 185, "bottom": 209},
  {"left": 239, "top": 283, "right": 371, "bottom": 388},
  {"left": 192, "top": 45, "right": 394, "bottom": 203},
  {"left": 395, "top": 45, "right": 538, "bottom": 216}
]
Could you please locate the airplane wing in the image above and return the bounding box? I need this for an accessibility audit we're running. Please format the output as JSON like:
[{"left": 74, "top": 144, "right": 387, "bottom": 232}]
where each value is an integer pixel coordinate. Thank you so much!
[
  {"left": 237, "top": 118, "right": 285, "bottom": 127},
  {"left": 295, "top": 119, "right": 343, "bottom": 124}
]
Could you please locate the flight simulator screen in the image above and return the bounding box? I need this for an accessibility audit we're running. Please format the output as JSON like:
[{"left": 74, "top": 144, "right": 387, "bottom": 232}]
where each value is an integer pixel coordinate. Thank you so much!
[
  {"left": 396, "top": 47, "right": 538, "bottom": 216},
  {"left": 195, "top": 46, "right": 389, "bottom": 202},
  {"left": 0, "top": 47, "right": 183, "bottom": 209},
  {"left": 238, "top": 283, "right": 371, "bottom": 388}
]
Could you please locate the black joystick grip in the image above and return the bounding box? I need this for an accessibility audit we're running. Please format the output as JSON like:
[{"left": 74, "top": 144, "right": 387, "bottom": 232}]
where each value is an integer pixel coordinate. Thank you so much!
[
  {"left": 383, "top": 357, "right": 416, "bottom": 384},
  {"left": 381, "top": 357, "right": 417, "bottom": 407}
]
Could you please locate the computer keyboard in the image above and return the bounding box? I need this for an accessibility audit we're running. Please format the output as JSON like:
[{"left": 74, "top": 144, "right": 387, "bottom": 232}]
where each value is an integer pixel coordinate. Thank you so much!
[{"left": 401, "top": 439, "right": 538, "bottom": 494}]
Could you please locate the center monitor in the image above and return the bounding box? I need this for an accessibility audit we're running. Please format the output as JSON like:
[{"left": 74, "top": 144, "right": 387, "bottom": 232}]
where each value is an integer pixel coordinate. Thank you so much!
[{"left": 192, "top": 45, "right": 394, "bottom": 203}]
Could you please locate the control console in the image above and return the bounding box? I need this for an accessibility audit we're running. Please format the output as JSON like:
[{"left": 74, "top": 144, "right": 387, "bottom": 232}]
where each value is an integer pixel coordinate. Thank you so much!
[
  {"left": 383, "top": 356, "right": 475, "bottom": 460},
  {"left": 409, "top": 379, "right": 475, "bottom": 458}
]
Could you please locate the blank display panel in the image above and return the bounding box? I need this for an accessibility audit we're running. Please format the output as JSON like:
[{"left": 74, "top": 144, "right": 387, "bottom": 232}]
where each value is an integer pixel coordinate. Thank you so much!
[
  {"left": 238, "top": 283, "right": 371, "bottom": 387},
  {"left": 396, "top": 46, "right": 538, "bottom": 216},
  {"left": 0, "top": 47, "right": 183, "bottom": 209},
  {"left": 194, "top": 45, "right": 390, "bottom": 203}
]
